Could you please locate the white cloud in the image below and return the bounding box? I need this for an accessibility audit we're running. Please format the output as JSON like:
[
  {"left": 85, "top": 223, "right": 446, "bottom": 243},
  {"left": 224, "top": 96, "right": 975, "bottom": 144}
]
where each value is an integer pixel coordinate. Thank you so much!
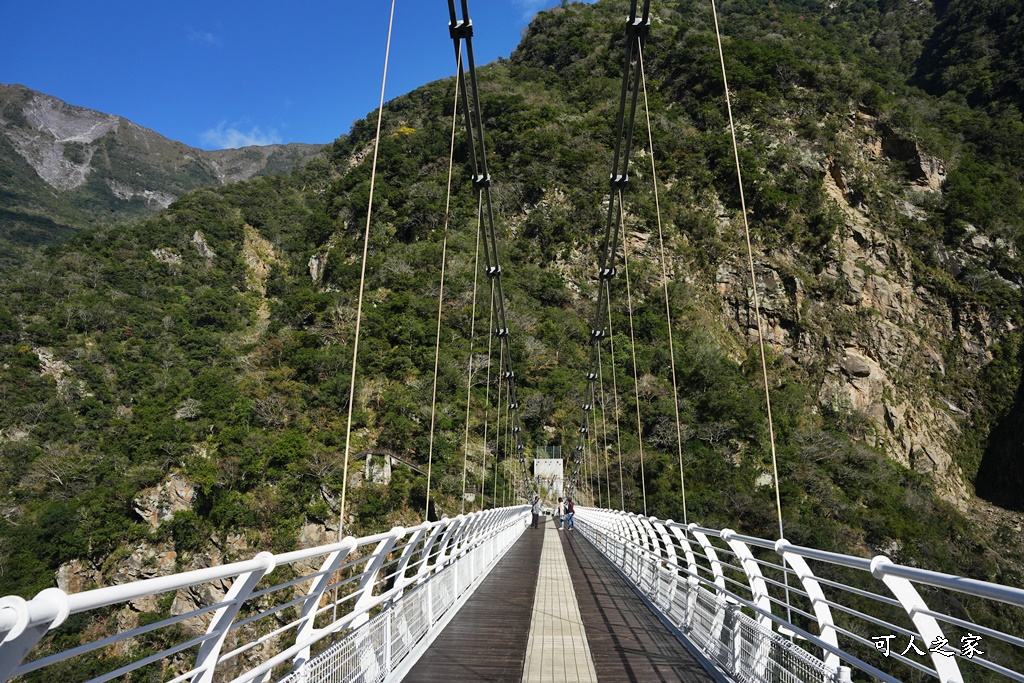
[
  {"left": 513, "top": 0, "right": 594, "bottom": 21},
  {"left": 513, "top": 0, "right": 550, "bottom": 19},
  {"left": 188, "top": 29, "right": 221, "bottom": 46},
  {"left": 201, "top": 123, "right": 282, "bottom": 149}
]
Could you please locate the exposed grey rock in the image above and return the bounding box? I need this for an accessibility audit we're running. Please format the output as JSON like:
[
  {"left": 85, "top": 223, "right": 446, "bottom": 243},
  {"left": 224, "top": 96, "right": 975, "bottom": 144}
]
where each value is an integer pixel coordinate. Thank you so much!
[
  {"left": 309, "top": 251, "right": 329, "bottom": 283},
  {"left": 841, "top": 348, "right": 875, "bottom": 377},
  {"left": 133, "top": 474, "right": 197, "bottom": 530},
  {"left": 56, "top": 558, "right": 101, "bottom": 594},
  {"left": 152, "top": 248, "right": 182, "bottom": 266},
  {"left": 4, "top": 92, "right": 119, "bottom": 191},
  {"left": 192, "top": 231, "right": 216, "bottom": 259}
]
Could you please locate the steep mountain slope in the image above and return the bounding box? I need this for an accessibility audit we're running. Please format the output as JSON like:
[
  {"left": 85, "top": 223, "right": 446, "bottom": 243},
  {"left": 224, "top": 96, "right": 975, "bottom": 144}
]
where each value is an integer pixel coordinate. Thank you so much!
[
  {"left": 1, "top": 5, "right": 1023, "bottom": 665},
  {"left": 916, "top": 0, "right": 1024, "bottom": 111},
  {"left": 0, "top": 84, "right": 323, "bottom": 269}
]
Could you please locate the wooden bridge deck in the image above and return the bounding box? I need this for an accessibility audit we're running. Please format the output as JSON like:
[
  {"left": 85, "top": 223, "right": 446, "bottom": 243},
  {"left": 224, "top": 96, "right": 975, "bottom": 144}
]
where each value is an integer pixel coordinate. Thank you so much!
[{"left": 402, "top": 516, "right": 715, "bottom": 683}]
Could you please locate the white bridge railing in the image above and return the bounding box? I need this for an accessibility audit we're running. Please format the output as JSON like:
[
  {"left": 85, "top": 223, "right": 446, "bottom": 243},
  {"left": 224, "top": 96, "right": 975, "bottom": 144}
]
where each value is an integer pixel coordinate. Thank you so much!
[
  {"left": 575, "top": 507, "right": 1024, "bottom": 683},
  {"left": 0, "top": 506, "right": 529, "bottom": 683}
]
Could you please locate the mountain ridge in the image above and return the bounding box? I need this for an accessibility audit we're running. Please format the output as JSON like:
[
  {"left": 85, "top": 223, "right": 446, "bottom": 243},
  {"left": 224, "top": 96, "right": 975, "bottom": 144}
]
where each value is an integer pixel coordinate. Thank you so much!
[{"left": 0, "top": 83, "right": 324, "bottom": 269}]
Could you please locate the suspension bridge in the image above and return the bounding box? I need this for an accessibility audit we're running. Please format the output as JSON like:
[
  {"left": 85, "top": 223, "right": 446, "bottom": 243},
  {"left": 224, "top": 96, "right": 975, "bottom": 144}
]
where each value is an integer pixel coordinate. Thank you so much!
[{"left": 3, "top": 1, "right": 1024, "bottom": 682}]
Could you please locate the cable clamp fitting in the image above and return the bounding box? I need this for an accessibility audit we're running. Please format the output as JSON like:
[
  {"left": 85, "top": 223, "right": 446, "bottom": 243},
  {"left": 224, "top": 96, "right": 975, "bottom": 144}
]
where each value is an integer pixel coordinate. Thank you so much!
[
  {"left": 599, "top": 267, "right": 617, "bottom": 281},
  {"left": 473, "top": 173, "right": 490, "bottom": 189},
  {"left": 486, "top": 265, "right": 501, "bottom": 278},
  {"left": 449, "top": 19, "right": 474, "bottom": 40},
  {"left": 610, "top": 173, "right": 629, "bottom": 190},
  {"left": 625, "top": 17, "right": 650, "bottom": 40}
]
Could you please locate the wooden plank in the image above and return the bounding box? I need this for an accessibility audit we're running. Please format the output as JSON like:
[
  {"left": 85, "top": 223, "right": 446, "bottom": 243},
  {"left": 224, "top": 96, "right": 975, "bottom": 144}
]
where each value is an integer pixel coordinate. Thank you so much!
[
  {"left": 402, "top": 519, "right": 547, "bottom": 682},
  {"left": 561, "top": 529, "right": 717, "bottom": 683}
]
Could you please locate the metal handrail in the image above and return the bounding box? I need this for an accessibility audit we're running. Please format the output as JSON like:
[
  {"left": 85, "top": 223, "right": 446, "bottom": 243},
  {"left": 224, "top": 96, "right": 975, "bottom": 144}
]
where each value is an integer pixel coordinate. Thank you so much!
[
  {"left": 575, "top": 506, "right": 1024, "bottom": 683},
  {"left": 0, "top": 506, "right": 530, "bottom": 683}
]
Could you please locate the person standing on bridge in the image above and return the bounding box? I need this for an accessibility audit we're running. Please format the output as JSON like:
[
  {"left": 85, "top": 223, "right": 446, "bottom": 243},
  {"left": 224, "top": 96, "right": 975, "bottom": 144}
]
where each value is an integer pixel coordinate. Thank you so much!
[
  {"left": 556, "top": 497, "right": 566, "bottom": 530},
  {"left": 531, "top": 496, "right": 541, "bottom": 529},
  {"left": 565, "top": 498, "right": 575, "bottom": 530}
]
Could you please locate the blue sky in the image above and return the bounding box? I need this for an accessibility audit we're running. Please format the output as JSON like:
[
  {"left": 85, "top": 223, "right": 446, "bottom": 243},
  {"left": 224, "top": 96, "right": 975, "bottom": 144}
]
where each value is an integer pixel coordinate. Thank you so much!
[{"left": 1, "top": 0, "right": 592, "bottom": 150}]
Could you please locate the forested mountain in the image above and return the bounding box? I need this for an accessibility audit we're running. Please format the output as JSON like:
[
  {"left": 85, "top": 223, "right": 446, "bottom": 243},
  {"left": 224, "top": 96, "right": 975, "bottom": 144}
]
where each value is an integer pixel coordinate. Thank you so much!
[
  {"left": 0, "top": 84, "right": 323, "bottom": 271},
  {"left": 1, "top": 1, "right": 1023, "bottom": 658}
]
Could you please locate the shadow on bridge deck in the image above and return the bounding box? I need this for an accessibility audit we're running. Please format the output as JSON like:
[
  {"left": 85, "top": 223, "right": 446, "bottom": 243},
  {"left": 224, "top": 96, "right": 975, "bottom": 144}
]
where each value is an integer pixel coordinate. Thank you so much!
[
  {"left": 403, "top": 513, "right": 544, "bottom": 681},
  {"left": 404, "top": 517, "right": 715, "bottom": 683}
]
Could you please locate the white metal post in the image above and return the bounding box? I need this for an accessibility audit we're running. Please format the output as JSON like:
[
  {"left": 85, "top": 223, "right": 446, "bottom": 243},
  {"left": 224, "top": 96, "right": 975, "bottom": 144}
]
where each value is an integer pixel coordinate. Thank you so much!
[
  {"left": 689, "top": 526, "right": 727, "bottom": 643},
  {"left": 871, "top": 556, "right": 964, "bottom": 683},
  {"left": 193, "top": 551, "right": 277, "bottom": 683},
  {"left": 0, "top": 589, "right": 70, "bottom": 682},
  {"left": 350, "top": 531, "right": 404, "bottom": 630},
  {"left": 774, "top": 539, "right": 840, "bottom": 672},
  {"left": 292, "top": 542, "right": 356, "bottom": 670},
  {"left": 721, "top": 529, "right": 771, "bottom": 629},
  {"left": 666, "top": 524, "right": 700, "bottom": 632},
  {"left": 393, "top": 527, "right": 429, "bottom": 594}
]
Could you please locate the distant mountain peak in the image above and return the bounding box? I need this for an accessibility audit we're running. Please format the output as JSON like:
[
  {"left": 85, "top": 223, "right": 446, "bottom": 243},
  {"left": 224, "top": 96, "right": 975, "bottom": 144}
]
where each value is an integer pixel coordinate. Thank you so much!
[
  {"left": 5, "top": 89, "right": 121, "bottom": 191},
  {"left": 0, "top": 83, "right": 325, "bottom": 266}
]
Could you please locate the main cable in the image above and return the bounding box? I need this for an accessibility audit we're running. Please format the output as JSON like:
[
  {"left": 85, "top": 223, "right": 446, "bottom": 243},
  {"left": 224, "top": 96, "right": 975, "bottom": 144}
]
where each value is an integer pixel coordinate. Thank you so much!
[
  {"left": 572, "top": 0, "right": 651, "bottom": 506},
  {"left": 449, "top": 0, "right": 527, "bottom": 503}
]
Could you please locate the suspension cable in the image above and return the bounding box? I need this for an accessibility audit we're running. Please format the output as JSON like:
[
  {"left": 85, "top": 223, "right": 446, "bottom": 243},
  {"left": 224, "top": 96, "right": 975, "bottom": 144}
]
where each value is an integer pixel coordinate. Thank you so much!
[
  {"left": 583, "top": 410, "right": 592, "bottom": 504},
  {"left": 709, "top": 0, "right": 793, "bottom": 627},
  {"left": 425, "top": 43, "right": 464, "bottom": 522},
  {"left": 607, "top": 281, "right": 626, "bottom": 510},
  {"left": 618, "top": 193, "right": 648, "bottom": 516},
  {"left": 709, "top": 0, "right": 784, "bottom": 542},
  {"left": 339, "top": 0, "right": 397, "bottom": 540},
  {"left": 462, "top": 193, "right": 484, "bottom": 514},
  {"left": 483, "top": 280, "right": 496, "bottom": 507},
  {"left": 493, "top": 325, "right": 505, "bottom": 505},
  {"left": 597, "top": 343, "right": 613, "bottom": 508},
  {"left": 637, "top": 40, "right": 688, "bottom": 524}
]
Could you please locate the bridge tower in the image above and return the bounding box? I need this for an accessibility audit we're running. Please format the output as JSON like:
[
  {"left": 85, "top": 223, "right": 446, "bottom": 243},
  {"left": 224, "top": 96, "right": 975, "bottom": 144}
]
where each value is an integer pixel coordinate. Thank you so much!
[{"left": 533, "top": 445, "right": 564, "bottom": 499}]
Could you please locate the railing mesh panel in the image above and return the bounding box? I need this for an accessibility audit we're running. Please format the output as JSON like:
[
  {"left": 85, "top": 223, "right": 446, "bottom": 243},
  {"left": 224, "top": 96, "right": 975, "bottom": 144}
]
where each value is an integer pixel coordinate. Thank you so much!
[
  {"left": 276, "top": 518, "right": 524, "bottom": 683},
  {"left": 576, "top": 516, "right": 839, "bottom": 683}
]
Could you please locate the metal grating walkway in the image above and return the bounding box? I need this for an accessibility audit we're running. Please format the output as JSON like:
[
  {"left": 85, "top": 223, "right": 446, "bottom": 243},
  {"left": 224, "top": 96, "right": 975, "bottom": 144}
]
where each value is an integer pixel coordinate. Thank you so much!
[{"left": 402, "top": 516, "right": 714, "bottom": 682}]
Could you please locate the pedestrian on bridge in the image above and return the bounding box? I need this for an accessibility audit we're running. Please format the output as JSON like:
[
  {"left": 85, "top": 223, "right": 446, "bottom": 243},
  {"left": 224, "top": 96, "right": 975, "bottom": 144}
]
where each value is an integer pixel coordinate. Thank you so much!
[
  {"left": 556, "top": 497, "right": 566, "bottom": 530},
  {"left": 566, "top": 498, "right": 575, "bottom": 530},
  {"left": 531, "top": 496, "right": 541, "bottom": 529}
]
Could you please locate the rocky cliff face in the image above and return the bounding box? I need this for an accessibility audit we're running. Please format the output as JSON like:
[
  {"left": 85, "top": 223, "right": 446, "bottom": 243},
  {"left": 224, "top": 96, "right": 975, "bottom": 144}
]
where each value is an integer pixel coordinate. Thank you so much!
[
  {"left": 711, "top": 110, "right": 1018, "bottom": 508},
  {"left": 4, "top": 90, "right": 121, "bottom": 192}
]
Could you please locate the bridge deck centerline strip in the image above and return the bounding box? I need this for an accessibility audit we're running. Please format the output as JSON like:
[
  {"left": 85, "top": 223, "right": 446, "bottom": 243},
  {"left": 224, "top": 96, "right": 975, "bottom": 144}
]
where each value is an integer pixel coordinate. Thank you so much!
[{"left": 521, "top": 522, "right": 598, "bottom": 683}]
